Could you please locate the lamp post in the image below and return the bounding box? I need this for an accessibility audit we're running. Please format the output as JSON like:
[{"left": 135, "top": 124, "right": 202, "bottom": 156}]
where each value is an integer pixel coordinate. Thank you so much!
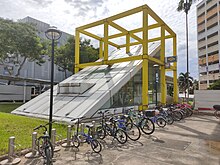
[
  {"left": 153, "top": 64, "right": 159, "bottom": 106},
  {"left": 45, "top": 26, "right": 62, "bottom": 138},
  {"left": 184, "top": 0, "right": 191, "bottom": 103}
]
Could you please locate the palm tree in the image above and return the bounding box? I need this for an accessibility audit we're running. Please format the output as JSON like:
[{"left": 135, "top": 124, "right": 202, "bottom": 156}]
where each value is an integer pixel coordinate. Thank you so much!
[
  {"left": 177, "top": 0, "right": 196, "bottom": 103},
  {"left": 178, "top": 72, "right": 193, "bottom": 101}
]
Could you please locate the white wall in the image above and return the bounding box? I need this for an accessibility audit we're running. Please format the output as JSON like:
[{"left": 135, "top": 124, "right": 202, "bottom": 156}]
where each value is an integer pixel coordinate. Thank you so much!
[
  {"left": 0, "top": 85, "right": 31, "bottom": 101},
  {"left": 194, "top": 90, "right": 220, "bottom": 110}
]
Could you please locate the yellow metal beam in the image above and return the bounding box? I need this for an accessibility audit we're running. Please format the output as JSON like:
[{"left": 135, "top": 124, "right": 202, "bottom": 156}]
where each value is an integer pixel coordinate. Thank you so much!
[
  {"left": 173, "top": 36, "right": 178, "bottom": 103},
  {"left": 108, "top": 32, "right": 124, "bottom": 39},
  {"left": 107, "top": 5, "right": 143, "bottom": 22},
  {"left": 104, "top": 22, "right": 109, "bottom": 63},
  {"left": 99, "top": 40, "right": 103, "bottom": 59},
  {"left": 79, "top": 30, "right": 101, "bottom": 40},
  {"left": 160, "top": 25, "right": 166, "bottom": 105},
  {"left": 108, "top": 41, "right": 120, "bottom": 48},
  {"left": 109, "top": 21, "right": 143, "bottom": 43},
  {"left": 143, "top": 4, "right": 175, "bottom": 36},
  {"left": 75, "top": 30, "right": 80, "bottom": 73},
  {"left": 119, "top": 41, "right": 141, "bottom": 48},
  {"left": 148, "top": 35, "right": 172, "bottom": 43},
  {"left": 142, "top": 8, "right": 148, "bottom": 110},
  {"left": 78, "top": 61, "right": 103, "bottom": 68},
  {"left": 77, "top": 20, "right": 104, "bottom": 30},
  {"left": 126, "top": 33, "right": 130, "bottom": 53},
  {"left": 148, "top": 56, "right": 164, "bottom": 65}
]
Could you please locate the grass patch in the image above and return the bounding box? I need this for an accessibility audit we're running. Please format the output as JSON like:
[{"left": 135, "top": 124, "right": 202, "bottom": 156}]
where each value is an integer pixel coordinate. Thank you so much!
[
  {"left": 0, "top": 102, "right": 23, "bottom": 113},
  {"left": 0, "top": 112, "right": 67, "bottom": 156}
]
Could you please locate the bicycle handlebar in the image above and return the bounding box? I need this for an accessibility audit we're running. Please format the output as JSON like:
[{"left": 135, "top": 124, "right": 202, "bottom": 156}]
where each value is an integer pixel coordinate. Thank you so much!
[{"left": 33, "top": 121, "right": 55, "bottom": 131}]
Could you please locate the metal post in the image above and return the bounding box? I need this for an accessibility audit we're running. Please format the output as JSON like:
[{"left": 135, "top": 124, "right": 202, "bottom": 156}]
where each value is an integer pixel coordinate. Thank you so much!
[
  {"left": 184, "top": 0, "right": 190, "bottom": 103},
  {"left": 23, "top": 80, "right": 26, "bottom": 103},
  {"left": 51, "top": 128, "right": 60, "bottom": 152},
  {"left": 0, "top": 137, "right": 21, "bottom": 165},
  {"left": 155, "top": 71, "right": 158, "bottom": 106},
  {"left": 92, "top": 121, "right": 96, "bottom": 138},
  {"left": 49, "top": 39, "right": 55, "bottom": 138},
  {"left": 62, "top": 125, "right": 72, "bottom": 147},
  {"left": 25, "top": 132, "right": 39, "bottom": 158},
  {"left": 80, "top": 123, "right": 85, "bottom": 146}
]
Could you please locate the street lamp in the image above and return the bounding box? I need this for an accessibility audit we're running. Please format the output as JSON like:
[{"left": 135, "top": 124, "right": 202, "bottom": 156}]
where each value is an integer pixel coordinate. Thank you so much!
[
  {"left": 184, "top": 0, "right": 191, "bottom": 103},
  {"left": 153, "top": 64, "right": 159, "bottom": 106},
  {"left": 45, "top": 26, "right": 62, "bottom": 138}
]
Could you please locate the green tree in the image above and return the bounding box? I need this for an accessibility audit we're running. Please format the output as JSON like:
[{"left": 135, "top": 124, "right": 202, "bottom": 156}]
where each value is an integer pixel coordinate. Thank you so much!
[
  {"left": 178, "top": 72, "right": 194, "bottom": 101},
  {"left": 55, "top": 37, "right": 99, "bottom": 78},
  {"left": 0, "top": 18, "right": 45, "bottom": 77},
  {"left": 208, "top": 79, "right": 220, "bottom": 90}
]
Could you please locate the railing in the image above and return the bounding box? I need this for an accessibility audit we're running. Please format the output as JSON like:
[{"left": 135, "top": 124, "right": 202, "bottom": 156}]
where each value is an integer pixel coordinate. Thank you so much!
[{"left": 207, "top": 35, "right": 218, "bottom": 45}]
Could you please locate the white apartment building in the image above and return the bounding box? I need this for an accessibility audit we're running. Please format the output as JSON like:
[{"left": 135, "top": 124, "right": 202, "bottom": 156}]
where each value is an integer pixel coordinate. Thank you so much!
[{"left": 197, "top": 0, "right": 220, "bottom": 89}]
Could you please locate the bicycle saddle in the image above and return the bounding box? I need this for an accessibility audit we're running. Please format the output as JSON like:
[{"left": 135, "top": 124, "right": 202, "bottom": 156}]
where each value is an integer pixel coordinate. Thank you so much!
[
  {"left": 213, "top": 105, "right": 220, "bottom": 111},
  {"left": 86, "top": 124, "right": 94, "bottom": 128}
]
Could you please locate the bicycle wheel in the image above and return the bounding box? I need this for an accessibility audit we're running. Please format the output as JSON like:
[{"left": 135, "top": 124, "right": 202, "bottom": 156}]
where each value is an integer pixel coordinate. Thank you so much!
[
  {"left": 115, "top": 129, "right": 127, "bottom": 144},
  {"left": 45, "top": 147, "right": 52, "bottom": 165},
  {"left": 166, "top": 115, "right": 174, "bottom": 125},
  {"left": 37, "top": 137, "right": 54, "bottom": 159},
  {"left": 186, "top": 108, "right": 193, "bottom": 117},
  {"left": 214, "top": 110, "right": 220, "bottom": 119},
  {"left": 96, "top": 126, "right": 106, "bottom": 140},
  {"left": 140, "top": 118, "right": 155, "bottom": 135},
  {"left": 126, "top": 123, "right": 141, "bottom": 141},
  {"left": 71, "top": 135, "right": 80, "bottom": 148},
  {"left": 172, "top": 111, "right": 182, "bottom": 121},
  {"left": 156, "top": 117, "right": 166, "bottom": 128},
  {"left": 90, "top": 139, "right": 102, "bottom": 153}
]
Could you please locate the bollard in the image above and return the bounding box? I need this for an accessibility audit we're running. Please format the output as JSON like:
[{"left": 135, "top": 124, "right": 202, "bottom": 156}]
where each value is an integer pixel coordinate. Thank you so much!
[
  {"left": 0, "top": 136, "right": 21, "bottom": 165},
  {"left": 62, "top": 125, "right": 72, "bottom": 148},
  {"left": 91, "top": 121, "right": 96, "bottom": 138},
  {"left": 51, "top": 129, "right": 61, "bottom": 152},
  {"left": 25, "top": 132, "right": 39, "bottom": 158},
  {"left": 80, "top": 123, "right": 85, "bottom": 146}
]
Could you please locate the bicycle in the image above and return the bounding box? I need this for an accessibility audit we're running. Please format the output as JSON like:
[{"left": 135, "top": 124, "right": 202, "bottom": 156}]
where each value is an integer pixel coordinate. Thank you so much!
[
  {"left": 71, "top": 117, "right": 102, "bottom": 153},
  {"left": 123, "top": 108, "right": 155, "bottom": 135},
  {"left": 34, "top": 122, "right": 54, "bottom": 165},
  {"left": 96, "top": 110, "right": 128, "bottom": 144},
  {"left": 213, "top": 105, "right": 220, "bottom": 119}
]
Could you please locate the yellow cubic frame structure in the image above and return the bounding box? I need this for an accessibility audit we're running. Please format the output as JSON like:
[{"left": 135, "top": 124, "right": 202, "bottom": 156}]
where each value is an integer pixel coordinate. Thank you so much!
[{"left": 75, "top": 4, "right": 178, "bottom": 109}]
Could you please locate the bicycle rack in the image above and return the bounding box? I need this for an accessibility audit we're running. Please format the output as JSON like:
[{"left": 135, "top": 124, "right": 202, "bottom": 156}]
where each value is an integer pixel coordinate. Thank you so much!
[
  {"left": 51, "top": 129, "right": 61, "bottom": 152},
  {"left": 0, "top": 136, "right": 21, "bottom": 165},
  {"left": 62, "top": 125, "right": 72, "bottom": 147},
  {"left": 25, "top": 132, "right": 39, "bottom": 158}
]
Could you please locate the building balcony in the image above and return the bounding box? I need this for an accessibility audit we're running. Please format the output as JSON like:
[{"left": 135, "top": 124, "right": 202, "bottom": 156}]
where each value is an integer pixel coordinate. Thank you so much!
[
  {"left": 206, "top": 6, "right": 217, "bottom": 19},
  {"left": 197, "top": 7, "right": 205, "bottom": 16},
  {"left": 199, "top": 83, "right": 208, "bottom": 90},
  {"left": 197, "top": 14, "right": 205, "bottom": 24},
  {"left": 208, "top": 63, "right": 219, "bottom": 72},
  {"left": 207, "top": 15, "right": 218, "bottom": 28},
  {"left": 207, "top": 35, "right": 218, "bottom": 45},
  {"left": 207, "top": 25, "right": 218, "bottom": 36},
  {"left": 199, "top": 57, "right": 206, "bottom": 65},
  {"left": 198, "top": 40, "right": 206, "bottom": 48},
  {"left": 199, "top": 49, "right": 206, "bottom": 56},
  {"left": 199, "top": 66, "right": 208, "bottom": 73},
  {"left": 198, "top": 23, "right": 206, "bottom": 33},
  {"left": 207, "top": 0, "right": 217, "bottom": 10},
  {"left": 198, "top": 31, "right": 206, "bottom": 40},
  {"left": 208, "top": 72, "right": 220, "bottom": 80},
  {"left": 207, "top": 44, "right": 218, "bottom": 54},
  {"left": 208, "top": 53, "right": 219, "bottom": 63},
  {"left": 199, "top": 74, "right": 207, "bottom": 81}
]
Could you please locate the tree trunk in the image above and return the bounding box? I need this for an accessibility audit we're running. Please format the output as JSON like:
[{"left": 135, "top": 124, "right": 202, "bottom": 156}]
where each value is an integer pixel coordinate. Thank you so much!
[{"left": 15, "top": 57, "right": 27, "bottom": 77}]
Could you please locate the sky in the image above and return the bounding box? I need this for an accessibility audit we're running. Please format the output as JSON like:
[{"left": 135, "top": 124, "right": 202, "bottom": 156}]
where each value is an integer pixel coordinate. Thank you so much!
[{"left": 0, "top": 0, "right": 199, "bottom": 79}]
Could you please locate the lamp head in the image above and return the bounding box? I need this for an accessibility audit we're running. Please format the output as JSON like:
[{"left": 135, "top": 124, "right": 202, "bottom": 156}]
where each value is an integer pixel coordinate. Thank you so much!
[{"left": 45, "top": 26, "right": 62, "bottom": 40}]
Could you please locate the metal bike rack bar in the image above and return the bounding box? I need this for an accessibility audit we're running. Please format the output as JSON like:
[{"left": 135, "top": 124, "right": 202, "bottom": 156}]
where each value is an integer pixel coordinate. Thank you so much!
[
  {"left": 80, "top": 123, "right": 85, "bottom": 146},
  {"left": 51, "top": 128, "right": 61, "bottom": 152},
  {"left": 0, "top": 136, "right": 21, "bottom": 165},
  {"left": 25, "top": 132, "right": 39, "bottom": 158},
  {"left": 62, "top": 125, "right": 72, "bottom": 148}
]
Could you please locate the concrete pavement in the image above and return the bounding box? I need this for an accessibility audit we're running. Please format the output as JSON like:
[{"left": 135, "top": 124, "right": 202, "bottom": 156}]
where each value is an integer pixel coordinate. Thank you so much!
[{"left": 20, "top": 114, "right": 220, "bottom": 165}]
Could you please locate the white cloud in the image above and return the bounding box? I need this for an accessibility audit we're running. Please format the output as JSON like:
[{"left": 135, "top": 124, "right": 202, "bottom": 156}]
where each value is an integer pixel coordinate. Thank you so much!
[{"left": 0, "top": 0, "right": 199, "bottom": 78}]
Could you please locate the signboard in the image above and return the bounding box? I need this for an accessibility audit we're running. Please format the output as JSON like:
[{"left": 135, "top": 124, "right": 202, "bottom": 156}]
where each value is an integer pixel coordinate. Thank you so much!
[{"left": 166, "top": 56, "right": 177, "bottom": 63}]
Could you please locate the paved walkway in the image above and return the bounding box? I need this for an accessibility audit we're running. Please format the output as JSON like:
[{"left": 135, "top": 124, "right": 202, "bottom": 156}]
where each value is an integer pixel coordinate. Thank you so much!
[{"left": 19, "top": 114, "right": 220, "bottom": 165}]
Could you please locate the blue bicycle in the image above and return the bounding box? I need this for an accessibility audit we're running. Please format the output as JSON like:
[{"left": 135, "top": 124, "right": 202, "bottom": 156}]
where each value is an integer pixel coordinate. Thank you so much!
[{"left": 71, "top": 117, "right": 102, "bottom": 153}]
